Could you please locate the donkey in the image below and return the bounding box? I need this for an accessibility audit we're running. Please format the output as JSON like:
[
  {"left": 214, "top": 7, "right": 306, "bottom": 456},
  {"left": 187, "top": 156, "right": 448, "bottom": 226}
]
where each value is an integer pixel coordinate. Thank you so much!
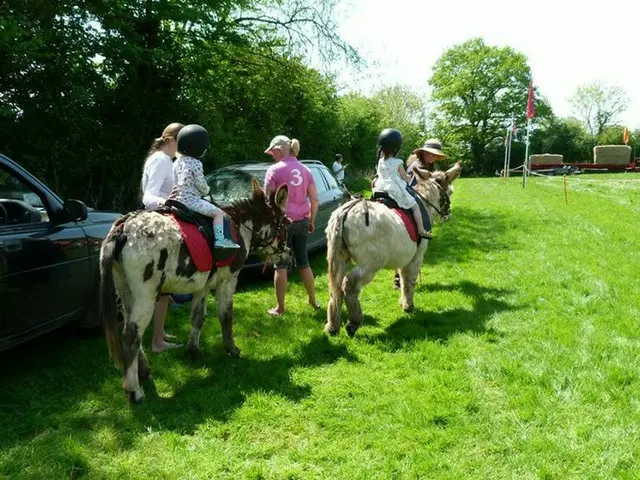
[
  {"left": 325, "top": 162, "right": 462, "bottom": 337},
  {"left": 100, "top": 179, "right": 289, "bottom": 402}
]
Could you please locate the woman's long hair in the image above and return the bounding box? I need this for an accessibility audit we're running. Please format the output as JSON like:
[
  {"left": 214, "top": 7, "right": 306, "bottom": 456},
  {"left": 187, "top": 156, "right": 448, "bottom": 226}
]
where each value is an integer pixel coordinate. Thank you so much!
[{"left": 147, "top": 122, "right": 185, "bottom": 157}]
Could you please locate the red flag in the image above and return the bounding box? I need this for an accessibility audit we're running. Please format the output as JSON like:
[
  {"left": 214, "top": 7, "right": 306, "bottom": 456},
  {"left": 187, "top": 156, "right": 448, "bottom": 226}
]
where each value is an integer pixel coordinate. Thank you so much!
[
  {"left": 526, "top": 80, "right": 535, "bottom": 119},
  {"left": 623, "top": 127, "right": 629, "bottom": 145}
]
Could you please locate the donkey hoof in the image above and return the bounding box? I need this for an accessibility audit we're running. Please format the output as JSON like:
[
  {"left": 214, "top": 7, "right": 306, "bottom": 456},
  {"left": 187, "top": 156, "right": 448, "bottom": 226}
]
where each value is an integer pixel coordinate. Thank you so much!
[
  {"left": 346, "top": 324, "right": 360, "bottom": 338},
  {"left": 402, "top": 304, "right": 415, "bottom": 313},
  {"left": 225, "top": 345, "right": 241, "bottom": 358},
  {"left": 187, "top": 346, "right": 200, "bottom": 361},
  {"left": 324, "top": 324, "right": 340, "bottom": 336},
  {"left": 128, "top": 390, "right": 145, "bottom": 404}
]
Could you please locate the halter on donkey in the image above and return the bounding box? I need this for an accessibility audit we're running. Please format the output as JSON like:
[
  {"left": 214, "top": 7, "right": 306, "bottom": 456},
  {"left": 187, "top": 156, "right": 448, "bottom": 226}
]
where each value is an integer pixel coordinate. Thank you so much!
[
  {"left": 325, "top": 162, "right": 462, "bottom": 337},
  {"left": 100, "top": 179, "right": 289, "bottom": 402}
]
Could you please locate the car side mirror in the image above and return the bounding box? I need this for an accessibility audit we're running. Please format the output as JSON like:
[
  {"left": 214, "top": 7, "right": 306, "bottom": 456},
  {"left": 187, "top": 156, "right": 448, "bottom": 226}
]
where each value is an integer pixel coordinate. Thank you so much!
[{"left": 64, "top": 199, "right": 88, "bottom": 222}]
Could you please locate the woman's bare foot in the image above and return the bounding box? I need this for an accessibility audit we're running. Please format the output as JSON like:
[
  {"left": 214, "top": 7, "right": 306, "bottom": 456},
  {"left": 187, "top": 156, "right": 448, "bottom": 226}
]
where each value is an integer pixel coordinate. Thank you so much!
[{"left": 268, "top": 307, "right": 285, "bottom": 317}]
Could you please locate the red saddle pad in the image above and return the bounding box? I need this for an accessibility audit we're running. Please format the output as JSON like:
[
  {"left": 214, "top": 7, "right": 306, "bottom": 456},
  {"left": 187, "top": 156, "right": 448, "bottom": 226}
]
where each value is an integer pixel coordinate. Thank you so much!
[
  {"left": 171, "top": 216, "right": 239, "bottom": 272},
  {"left": 393, "top": 209, "right": 418, "bottom": 242}
]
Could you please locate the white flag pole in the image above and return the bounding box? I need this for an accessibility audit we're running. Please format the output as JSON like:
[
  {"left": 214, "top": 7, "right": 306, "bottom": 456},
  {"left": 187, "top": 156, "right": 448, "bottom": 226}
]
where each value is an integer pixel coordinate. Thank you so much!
[
  {"left": 522, "top": 118, "right": 531, "bottom": 188},
  {"left": 503, "top": 129, "right": 510, "bottom": 177},
  {"left": 507, "top": 113, "right": 514, "bottom": 177}
]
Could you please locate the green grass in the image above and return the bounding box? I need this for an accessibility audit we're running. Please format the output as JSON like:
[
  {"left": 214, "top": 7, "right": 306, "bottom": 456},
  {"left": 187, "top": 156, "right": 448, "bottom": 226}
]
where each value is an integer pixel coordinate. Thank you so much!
[{"left": 3, "top": 172, "right": 640, "bottom": 479}]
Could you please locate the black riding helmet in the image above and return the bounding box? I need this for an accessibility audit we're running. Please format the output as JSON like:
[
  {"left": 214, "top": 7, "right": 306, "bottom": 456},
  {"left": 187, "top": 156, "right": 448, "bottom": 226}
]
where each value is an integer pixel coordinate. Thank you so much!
[
  {"left": 377, "top": 128, "right": 403, "bottom": 155},
  {"left": 177, "top": 124, "right": 210, "bottom": 158}
]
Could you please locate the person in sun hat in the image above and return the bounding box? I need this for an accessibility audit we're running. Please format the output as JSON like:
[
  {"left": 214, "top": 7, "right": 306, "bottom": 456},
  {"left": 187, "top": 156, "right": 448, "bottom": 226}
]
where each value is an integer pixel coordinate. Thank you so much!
[{"left": 406, "top": 138, "right": 449, "bottom": 187}]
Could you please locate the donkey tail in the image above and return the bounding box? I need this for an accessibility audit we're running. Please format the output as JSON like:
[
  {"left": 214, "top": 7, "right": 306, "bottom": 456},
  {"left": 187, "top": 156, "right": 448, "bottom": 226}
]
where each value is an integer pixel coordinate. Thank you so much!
[
  {"left": 326, "top": 200, "right": 360, "bottom": 294},
  {"left": 99, "top": 231, "right": 126, "bottom": 370}
]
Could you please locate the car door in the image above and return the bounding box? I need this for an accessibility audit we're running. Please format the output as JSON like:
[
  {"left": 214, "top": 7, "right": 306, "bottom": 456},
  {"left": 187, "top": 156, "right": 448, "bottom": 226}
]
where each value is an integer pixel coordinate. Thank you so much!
[
  {"left": 0, "top": 165, "right": 91, "bottom": 337},
  {"left": 320, "top": 166, "right": 347, "bottom": 212},
  {"left": 308, "top": 166, "right": 332, "bottom": 250}
]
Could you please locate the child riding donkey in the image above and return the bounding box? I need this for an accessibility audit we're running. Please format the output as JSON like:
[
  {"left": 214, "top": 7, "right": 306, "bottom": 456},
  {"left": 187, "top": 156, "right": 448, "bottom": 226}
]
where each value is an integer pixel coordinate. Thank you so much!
[{"left": 169, "top": 124, "right": 240, "bottom": 249}]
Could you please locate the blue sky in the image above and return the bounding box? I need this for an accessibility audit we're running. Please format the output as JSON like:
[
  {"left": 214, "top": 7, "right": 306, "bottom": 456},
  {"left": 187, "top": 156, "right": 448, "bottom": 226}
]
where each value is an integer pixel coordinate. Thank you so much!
[{"left": 332, "top": 0, "right": 640, "bottom": 129}]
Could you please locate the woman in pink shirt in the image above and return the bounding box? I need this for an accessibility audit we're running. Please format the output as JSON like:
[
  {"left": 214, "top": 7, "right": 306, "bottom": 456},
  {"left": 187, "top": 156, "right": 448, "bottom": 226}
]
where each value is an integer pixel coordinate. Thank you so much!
[{"left": 264, "top": 135, "right": 320, "bottom": 316}]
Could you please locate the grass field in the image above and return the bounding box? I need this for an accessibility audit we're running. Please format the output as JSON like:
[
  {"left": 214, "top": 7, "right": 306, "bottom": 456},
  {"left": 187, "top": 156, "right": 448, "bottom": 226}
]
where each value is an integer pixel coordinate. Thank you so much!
[{"left": 2, "top": 173, "right": 640, "bottom": 479}]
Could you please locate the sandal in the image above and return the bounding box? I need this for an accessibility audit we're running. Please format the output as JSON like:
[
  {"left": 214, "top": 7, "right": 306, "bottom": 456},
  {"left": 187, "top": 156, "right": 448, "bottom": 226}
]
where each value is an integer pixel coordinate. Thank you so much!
[
  {"left": 152, "top": 342, "right": 183, "bottom": 353},
  {"left": 268, "top": 307, "right": 285, "bottom": 317},
  {"left": 309, "top": 301, "right": 321, "bottom": 310},
  {"left": 419, "top": 231, "right": 433, "bottom": 239}
]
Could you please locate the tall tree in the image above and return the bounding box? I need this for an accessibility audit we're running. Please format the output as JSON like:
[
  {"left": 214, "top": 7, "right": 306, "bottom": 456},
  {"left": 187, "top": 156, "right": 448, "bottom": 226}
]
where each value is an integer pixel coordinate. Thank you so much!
[
  {"left": 568, "top": 81, "right": 629, "bottom": 138},
  {"left": 428, "top": 38, "right": 551, "bottom": 174}
]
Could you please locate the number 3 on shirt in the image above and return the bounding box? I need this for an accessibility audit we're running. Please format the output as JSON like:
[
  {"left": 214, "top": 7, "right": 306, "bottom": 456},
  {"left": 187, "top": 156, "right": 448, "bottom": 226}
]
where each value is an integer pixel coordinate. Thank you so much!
[{"left": 290, "top": 168, "right": 303, "bottom": 187}]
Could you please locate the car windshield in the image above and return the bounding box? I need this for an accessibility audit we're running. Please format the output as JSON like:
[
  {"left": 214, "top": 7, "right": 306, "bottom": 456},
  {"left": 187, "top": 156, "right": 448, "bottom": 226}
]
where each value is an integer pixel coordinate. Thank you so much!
[{"left": 206, "top": 168, "right": 267, "bottom": 205}]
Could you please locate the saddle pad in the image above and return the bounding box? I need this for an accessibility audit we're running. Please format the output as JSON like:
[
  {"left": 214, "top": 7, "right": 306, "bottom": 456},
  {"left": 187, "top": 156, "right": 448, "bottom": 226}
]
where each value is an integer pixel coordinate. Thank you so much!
[
  {"left": 173, "top": 217, "right": 213, "bottom": 272},
  {"left": 172, "top": 216, "right": 240, "bottom": 272},
  {"left": 393, "top": 209, "right": 418, "bottom": 242}
]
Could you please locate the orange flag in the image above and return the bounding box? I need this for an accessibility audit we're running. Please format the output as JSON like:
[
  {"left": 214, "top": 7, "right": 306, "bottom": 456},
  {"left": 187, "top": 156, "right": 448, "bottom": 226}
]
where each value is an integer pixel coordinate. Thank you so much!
[{"left": 623, "top": 127, "right": 629, "bottom": 145}]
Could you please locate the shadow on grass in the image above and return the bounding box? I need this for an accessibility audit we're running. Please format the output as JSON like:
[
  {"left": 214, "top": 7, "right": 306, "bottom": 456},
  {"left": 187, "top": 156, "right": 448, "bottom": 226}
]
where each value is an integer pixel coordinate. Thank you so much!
[
  {"left": 0, "top": 326, "right": 356, "bottom": 477},
  {"left": 359, "top": 281, "right": 515, "bottom": 348},
  {"left": 131, "top": 334, "right": 357, "bottom": 432}
]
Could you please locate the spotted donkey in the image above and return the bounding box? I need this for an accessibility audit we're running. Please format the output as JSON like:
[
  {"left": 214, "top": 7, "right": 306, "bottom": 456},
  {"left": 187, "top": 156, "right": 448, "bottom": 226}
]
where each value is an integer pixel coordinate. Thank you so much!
[{"left": 100, "top": 180, "right": 289, "bottom": 402}]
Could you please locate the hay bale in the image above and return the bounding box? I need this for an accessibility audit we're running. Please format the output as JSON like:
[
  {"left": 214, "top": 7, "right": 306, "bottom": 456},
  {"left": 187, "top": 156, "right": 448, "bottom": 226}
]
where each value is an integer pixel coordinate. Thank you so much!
[
  {"left": 529, "top": 154, "right": 563, "bottom": 165},
  {"left": 593, "top": 145, "right": 631, "bottom": 165}
]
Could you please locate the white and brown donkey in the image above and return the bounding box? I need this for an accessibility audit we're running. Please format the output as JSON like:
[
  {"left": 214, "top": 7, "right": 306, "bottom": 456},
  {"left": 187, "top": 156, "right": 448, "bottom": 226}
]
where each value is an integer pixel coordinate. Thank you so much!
[
  {"left": 100, "top": 180, "right": 289, "bottom": 402},
  {"left": 325, "top": 162, "right": 462, "bottom": 337}
]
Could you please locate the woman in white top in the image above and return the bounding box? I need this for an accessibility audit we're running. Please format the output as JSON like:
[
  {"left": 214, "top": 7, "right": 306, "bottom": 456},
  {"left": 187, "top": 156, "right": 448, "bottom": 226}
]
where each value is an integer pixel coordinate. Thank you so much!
[{"left": 141, "top": 122, "right": 184, "bottom": 352}]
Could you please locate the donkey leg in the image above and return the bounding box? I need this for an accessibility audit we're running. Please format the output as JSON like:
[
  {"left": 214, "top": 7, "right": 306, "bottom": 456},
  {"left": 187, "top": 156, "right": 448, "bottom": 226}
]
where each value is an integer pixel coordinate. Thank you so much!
[
  {"left": 122, "top": 300, "right": 154, "bottom": 403},
  {"left": 217, "top": 278, "right": 240, "bottom": 357},
  {"left": 399, "top": 259, "right": 421, "bottom": 313},
  {"left": 187, "top": 290, "right": 208, "bottom": 360},
  {"left": 343, "top": 266, "right": 377, "bottom": 338},
  {"left": 325, "top": 259, "right": 347, "bottom": 336},
  {"left": 114, "top": 272, "right": 152, "bottom": 382}
]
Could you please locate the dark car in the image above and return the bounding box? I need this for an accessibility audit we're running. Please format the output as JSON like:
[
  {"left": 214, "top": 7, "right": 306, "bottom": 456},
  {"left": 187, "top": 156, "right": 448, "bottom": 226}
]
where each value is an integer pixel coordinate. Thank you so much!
[
  {"left": 206, "top": 160, "right": 348, "bottom": 269},
  {"left": 0, "top": 154, "right": 121, "bottom": 352}
]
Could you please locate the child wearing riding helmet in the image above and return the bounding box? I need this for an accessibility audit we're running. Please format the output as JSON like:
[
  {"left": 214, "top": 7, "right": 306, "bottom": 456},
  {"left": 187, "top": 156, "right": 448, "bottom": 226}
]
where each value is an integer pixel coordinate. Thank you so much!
[
  {"left": 169, "top": 124, "right": 240, "bottom": 249},
  {"left": 372, "top": 128, "right": 432, "bottom": 239}
]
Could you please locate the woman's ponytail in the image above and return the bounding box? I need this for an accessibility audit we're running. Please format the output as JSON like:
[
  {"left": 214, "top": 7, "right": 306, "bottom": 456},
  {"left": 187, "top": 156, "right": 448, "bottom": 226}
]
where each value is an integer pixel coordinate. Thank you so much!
[
  {"left": 147, "top": 137, "right": 165, "bottom": 156},
  {"left": 290, "top": 138, "right": 301, "bottom": 157}
]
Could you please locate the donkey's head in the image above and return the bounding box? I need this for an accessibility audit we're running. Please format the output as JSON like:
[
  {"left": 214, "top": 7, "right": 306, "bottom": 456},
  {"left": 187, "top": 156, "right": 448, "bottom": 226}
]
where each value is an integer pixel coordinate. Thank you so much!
[
  {"left": 226, "top": 178, "right": 291, "bottom": 261},
  {"left": 412, "top": 161, "right": 462, "bottom": 222}
]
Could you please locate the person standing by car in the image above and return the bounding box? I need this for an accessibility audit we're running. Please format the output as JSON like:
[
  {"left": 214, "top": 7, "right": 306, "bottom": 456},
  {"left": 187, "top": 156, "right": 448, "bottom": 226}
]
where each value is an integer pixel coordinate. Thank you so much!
[
  {"left": 264, "top": 135, "right": 320, "bottom": 316},
  {"left": 141, "top": 122, "right": 184, "bottom": 352},
  {"left": 332, "top": 154, "right": 347, "bottom": 185}
]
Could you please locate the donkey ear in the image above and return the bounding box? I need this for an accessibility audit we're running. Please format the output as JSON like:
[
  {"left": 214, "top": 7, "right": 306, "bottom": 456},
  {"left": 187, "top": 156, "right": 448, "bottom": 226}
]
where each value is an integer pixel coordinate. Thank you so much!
[
  {"left": 251, "top": 178, "right": 264, "bottom": 197},
  {"left": 412, "top": 167, "right": 432, "bottom": 181},
  {"left": 445, "top": 161, "right": 462, "bottom": 184},
  {"left": 274, "top": 184, "right": 288, "bottom": 210}
]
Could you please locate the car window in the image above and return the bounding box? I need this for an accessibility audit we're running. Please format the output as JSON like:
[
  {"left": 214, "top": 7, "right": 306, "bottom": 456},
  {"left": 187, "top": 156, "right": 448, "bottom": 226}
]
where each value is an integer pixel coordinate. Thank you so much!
[
  {"left": 321, "top": 168, "right": 339, "bottom": 190},
  {"left": 0, "top": 168, "right": 49, "bottom": 224},
  {"left": 206, "top": 168, "right": 266, "bottom": 204},
  {"left": 310, "top": 167, "right": 328, "bottom": 193}
]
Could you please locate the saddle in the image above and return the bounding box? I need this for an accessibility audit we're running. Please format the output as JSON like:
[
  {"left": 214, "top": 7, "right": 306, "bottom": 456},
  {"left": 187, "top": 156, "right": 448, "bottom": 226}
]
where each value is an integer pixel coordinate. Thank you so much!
[
  {"left": 371, "top": 191, "right": 430, "bottom": 244},
  {"left": 160, "top": 199, "right": 238, "bottom": 272}
]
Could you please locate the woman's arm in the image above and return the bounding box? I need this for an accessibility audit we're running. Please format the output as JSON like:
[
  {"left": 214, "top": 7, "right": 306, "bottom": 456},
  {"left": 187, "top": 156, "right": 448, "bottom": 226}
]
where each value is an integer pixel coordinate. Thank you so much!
[
  {"left": 307, "top": 182, "right": 319, "bottom": 233},
  {"left": 142, "top": 156, "right": 172, "bottom": 210}
]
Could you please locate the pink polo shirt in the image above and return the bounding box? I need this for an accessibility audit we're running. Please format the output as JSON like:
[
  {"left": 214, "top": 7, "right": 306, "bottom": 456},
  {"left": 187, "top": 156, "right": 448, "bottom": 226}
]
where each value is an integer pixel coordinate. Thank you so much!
[{"left": 264, "top": 156, "right": 315, "bottom": 221}]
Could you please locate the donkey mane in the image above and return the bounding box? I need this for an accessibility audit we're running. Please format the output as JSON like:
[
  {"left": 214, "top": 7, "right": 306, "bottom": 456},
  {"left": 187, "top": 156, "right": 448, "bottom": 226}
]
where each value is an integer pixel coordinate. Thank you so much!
[{"left": 224, "top": 189, "right": 280, "bottom": 225}]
